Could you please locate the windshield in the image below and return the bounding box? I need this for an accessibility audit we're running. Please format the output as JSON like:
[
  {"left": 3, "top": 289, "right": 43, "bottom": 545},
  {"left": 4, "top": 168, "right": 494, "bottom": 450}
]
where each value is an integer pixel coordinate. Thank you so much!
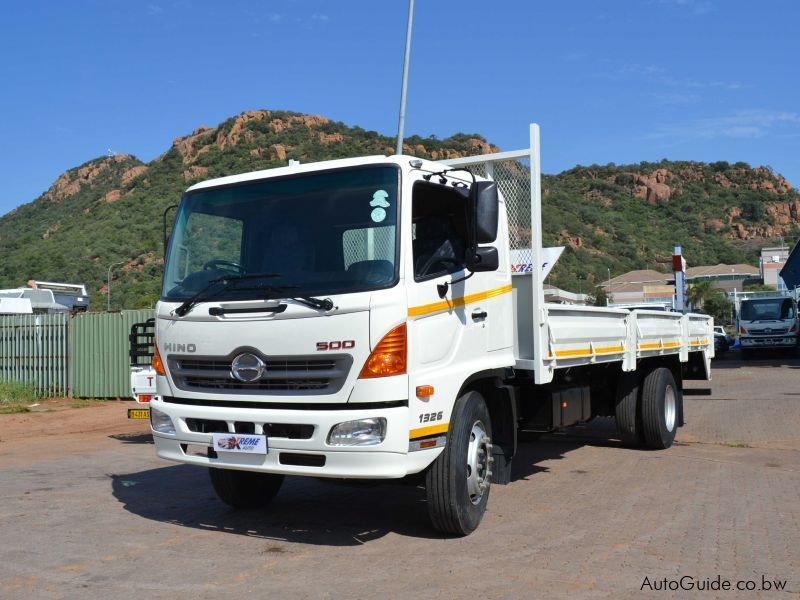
[
  {"left": 740, "top": 298, "right": 796, "bottom": 321},
  {"left": 162, "top": 165, "right": 400, "bottom": 301}
]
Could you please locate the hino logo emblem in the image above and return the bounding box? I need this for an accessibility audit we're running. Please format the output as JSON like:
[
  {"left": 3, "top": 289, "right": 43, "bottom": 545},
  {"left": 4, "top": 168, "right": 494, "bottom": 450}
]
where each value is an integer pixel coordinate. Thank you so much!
[
  {"left": 231, "top": 353, "right": 265, "bottom": 383},
  {"left": 164, "top": 342, "right": 196, "bottom": 353}
]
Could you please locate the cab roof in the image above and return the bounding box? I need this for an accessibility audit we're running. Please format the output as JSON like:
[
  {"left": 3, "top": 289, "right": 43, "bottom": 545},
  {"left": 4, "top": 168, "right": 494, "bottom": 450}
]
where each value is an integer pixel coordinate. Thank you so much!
[{"left": 184, "top": 154, "right": 473, "bottom": 193}]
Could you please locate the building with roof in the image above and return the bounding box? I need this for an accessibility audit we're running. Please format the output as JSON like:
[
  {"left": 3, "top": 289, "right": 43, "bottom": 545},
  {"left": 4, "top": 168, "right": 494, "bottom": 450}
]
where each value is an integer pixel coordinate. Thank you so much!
[
  {"left": 543, "top": 284, "right": 590, "bottom": 305},
  {"left": 601, "top": 263, "right": 760, "bottom": 306},
  {"left": 685, "top": 263, "right": 760, "bottom": 293},
  {"left": 760, "top": 246, "right": 789, "bottom": 290},
  {"left": 601, "top": 269, "right": 674, "bottom": 306}
]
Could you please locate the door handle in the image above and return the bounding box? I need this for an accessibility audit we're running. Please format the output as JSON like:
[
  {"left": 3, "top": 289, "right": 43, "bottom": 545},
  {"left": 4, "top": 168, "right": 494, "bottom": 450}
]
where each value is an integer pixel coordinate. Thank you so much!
[{"left": 471, "top": 310, "right": 488, "bottom": 321}]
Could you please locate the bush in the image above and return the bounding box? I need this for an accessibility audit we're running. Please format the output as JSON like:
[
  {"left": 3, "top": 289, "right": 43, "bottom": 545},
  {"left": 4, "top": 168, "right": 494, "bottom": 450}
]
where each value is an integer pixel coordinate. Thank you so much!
[{"left": 0, "top": 380, "right": 42, "bottom": 404}]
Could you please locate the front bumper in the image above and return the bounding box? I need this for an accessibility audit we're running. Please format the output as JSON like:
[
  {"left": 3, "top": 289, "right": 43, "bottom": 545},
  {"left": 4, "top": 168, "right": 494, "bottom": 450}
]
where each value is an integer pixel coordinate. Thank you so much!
[
  {"left": 740, "top": 336, "right": 797, "bottom": 348},
  {"left": 150, "top": 398, "right": 439, "bottom": 479}
]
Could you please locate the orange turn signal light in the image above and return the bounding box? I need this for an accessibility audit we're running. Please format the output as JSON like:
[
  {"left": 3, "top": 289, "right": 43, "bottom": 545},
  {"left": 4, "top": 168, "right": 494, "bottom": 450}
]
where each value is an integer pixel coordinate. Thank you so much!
[
  {"left": 416, "top": 385, "right": 434, "bottom": 398},
  {"left": 739, "top": 325, "right": 747, "bottom": 334},
  {"left": 359, "top": 323, "right": 407, "bottom": 379},
  {"left": 152, "top": 342, "right": 166, "bottom": 376}
]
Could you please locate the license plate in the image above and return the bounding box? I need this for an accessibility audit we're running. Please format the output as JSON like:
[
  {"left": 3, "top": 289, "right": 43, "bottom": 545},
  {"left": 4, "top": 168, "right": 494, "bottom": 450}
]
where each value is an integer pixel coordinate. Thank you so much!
[
  {"left": 212, "top": 432, "right": 268, "bottom": 455},
  {"left": 128, "top": 408, "right": 150, "bottom": 420}
]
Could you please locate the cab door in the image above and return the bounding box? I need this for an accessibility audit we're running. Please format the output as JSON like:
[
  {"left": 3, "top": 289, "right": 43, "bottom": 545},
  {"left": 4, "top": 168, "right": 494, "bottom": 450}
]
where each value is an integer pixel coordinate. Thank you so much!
[{"left": 405, "top": 176, "right": 493, "bottom": 431}]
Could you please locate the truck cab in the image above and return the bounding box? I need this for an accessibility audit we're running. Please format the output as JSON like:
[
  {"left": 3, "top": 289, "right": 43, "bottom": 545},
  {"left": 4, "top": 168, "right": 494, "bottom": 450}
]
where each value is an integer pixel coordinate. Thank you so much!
[
  {"left": 151, "top": 155, "right": 513, "bottom": 531},
  {"left": 738, "top": 295, "right": 799, "bottom": 356}
]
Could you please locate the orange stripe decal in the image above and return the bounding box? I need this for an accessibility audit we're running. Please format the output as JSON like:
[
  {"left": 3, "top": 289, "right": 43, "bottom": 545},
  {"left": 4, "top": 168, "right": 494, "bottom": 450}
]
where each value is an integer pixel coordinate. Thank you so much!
[
  {"left": 554, "top": 348, "right": 593, "bottom": 358},
  {"left": 595, "top": 345, "right": 625, "bottom": 354},
  {"left": 408, "top": 284, "right": 512, "bottom": 318},
  {"left": 638, "top": 342, "right": 661, "bottom": 350},
  {"left": 409, "top": 423, "right": 449, "bottom": 439},
  {"left": 551, "top": 344, "right": 625, "bottom": 358}
]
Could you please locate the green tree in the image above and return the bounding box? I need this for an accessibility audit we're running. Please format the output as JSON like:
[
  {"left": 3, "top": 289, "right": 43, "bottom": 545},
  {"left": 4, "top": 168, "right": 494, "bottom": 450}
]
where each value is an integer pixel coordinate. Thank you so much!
[
  {"left": 686, "top": 280, "right": 714, "bottom": 310},
  {"left": 703, "top": 293, "right": 733, "bottom": 326},
  {"left": 687, "top": 280, "right": 731, "bottom": 324},
  {"left": 592, "top": 286, "right": 609, "bottom": 307}
]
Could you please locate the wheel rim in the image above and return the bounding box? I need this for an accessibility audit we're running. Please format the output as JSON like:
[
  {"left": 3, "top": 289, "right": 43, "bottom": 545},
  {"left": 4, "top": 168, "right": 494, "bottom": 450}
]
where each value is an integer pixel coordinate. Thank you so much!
[
  {"left": 466, "top": 420, "right": 492, "bottom": 505},
  {"left": 664, "top": 385, "right": 677, "bottom": 432}
]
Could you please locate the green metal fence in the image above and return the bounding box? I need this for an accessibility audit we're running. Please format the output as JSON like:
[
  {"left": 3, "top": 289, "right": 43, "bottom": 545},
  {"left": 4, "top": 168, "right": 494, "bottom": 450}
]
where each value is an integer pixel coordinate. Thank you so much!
[
  {"left": 71, "top": 310, "right": 155, "bottom": 398},
  {"left": 0, "top": 314, "right": 70, "bottom": 395}
]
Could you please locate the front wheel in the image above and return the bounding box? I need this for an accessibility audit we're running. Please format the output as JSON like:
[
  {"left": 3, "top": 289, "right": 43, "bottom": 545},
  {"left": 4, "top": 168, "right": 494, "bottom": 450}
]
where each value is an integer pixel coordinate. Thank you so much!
[
  {"left": 209, "top": 468, "right": 284, "bottom": 509},
  {"left": 425, "top": 391, "right": 493, "bottom": 536}
]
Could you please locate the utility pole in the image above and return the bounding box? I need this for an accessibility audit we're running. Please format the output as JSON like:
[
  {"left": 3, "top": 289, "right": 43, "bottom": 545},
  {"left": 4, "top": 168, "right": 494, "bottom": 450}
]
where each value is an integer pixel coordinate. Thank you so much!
[
  {"left": 107, "top": 260, "right": 126, "bottom": 312},
  {"left": 395, "top": 0, "right": 414, "bottom": 155}
]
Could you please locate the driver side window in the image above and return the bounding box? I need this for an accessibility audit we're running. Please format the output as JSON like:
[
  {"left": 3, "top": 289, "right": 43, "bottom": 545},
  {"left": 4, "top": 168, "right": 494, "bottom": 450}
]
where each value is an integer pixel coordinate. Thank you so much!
[
  {"left": 182, "top": 212, "right": 243, "bottom": 274},
  {"left": 412, "top": 181, "right": 468, "bottom": 281}
]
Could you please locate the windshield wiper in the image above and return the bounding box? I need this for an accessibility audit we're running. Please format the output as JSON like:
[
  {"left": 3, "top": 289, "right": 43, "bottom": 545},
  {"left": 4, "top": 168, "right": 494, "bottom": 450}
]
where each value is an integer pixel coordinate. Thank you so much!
[
  {"left": 293, "top": 296, "right": 335, "bottom": 311},
  {"left": 173, "top": 272, "right": 281, "bottom": 317},
  {"left": 173, "top": 272, "right": 333, "bottom": 316}
]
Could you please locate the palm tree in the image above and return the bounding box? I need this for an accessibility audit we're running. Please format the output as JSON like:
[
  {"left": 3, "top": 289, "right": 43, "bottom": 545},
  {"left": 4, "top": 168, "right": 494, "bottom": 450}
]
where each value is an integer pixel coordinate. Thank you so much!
[{"left": 686, "top": 280, "right": 714, "bottom": 310}]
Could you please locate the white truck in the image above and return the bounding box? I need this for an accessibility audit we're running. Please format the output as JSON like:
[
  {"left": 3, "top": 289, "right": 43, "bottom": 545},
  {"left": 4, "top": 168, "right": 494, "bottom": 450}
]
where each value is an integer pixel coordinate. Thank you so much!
[
  {"left": 737, "top": 294, "right": 799, "bottom": 357},
  {"left": 128, "top": 318, "right": 157, "bottom": 420},
  {"left": 149, "top": 124, "right": 713, "bottom": 535}
]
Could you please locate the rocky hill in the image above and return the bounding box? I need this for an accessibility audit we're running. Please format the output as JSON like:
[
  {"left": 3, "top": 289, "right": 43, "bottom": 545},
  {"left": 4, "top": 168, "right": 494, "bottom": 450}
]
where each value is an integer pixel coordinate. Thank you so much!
[
  {"left": 540, "top": 160, "right": 799, "bottom": 291},
  {"left": 0, "top": 109, "right": 797, "bottom": 307}
]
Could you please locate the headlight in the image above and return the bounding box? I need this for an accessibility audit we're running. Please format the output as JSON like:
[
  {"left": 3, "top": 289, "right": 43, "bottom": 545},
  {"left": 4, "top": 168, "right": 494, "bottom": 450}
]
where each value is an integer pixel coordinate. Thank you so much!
[
  {"left": 327, "top": 418, "right": 386, "bottom": 446},
  {"left": 150, "top": 406, "right": 176, "bottom": 434}
]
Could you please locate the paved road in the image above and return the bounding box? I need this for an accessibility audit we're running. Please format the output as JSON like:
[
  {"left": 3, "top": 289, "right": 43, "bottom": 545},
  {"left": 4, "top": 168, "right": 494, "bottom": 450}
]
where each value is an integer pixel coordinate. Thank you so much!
[{"left": 1, "top": 355, "right": 798, "bottom": 598}]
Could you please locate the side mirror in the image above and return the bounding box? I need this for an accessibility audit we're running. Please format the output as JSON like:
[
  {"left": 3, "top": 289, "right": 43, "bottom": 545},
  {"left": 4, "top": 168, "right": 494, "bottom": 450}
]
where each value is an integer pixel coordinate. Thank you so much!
[
  {"left": 471, "top": 181, "right": 499, "bottom": 243},
  {"left": 468, "top": 246, "right": 499, "bottom": 272}
]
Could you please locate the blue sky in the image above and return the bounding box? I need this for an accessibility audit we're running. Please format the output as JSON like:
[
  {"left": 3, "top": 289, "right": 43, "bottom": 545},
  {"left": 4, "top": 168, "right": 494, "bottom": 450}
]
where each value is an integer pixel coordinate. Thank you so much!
[{"left": 1, "top": 0, "right": 798, "bottom": 216}]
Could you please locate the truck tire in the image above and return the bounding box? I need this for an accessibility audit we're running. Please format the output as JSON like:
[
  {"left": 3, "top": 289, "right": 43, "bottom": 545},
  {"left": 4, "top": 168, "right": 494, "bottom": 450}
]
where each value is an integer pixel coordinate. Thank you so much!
[
  {"left": 641, "top": 367, "right": 679, "bottom": 449},
  {"left": 614, "top": 371, "right": 643, "bottom": 446},
  {"left": 209, "top": 468, "right": 284, "bottom": 509},
  {"left": 425, "top": 391, "right": 493, "bottom": 536}
]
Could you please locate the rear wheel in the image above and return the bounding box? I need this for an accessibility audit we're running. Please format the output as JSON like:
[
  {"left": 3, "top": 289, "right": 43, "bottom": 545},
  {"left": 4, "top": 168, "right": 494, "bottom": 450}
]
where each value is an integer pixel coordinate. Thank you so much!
[
  {"left": 426, "top": 391, "right": 493, "bottom": 536},
  {"left": 614, "top": 371, "right": 643, "bottom": 446},
  {"left": 209, "top": 468, "right": 284, "bottom": 509},
  {"left": 641, "top": 367, "right": 679, "bottom": 449}
]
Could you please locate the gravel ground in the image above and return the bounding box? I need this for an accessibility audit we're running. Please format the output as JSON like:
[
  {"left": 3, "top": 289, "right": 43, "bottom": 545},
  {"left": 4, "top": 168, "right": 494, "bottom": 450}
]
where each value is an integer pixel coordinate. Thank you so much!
[{"left": 1, "top": 353, "right": 798, "bottom": 599}]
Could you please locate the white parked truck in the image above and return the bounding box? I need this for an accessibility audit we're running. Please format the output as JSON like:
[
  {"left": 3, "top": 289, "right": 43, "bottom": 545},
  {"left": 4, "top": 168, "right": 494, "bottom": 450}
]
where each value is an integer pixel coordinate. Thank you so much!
[
  {"left": 737, "top": 294, "right": 799, "bottom": 357},
  {"left": 149, "top": 124, "right": 713, "bottom": 535},
  {"left": 128, "top": 318, "right": 157, "bottom": 420}
]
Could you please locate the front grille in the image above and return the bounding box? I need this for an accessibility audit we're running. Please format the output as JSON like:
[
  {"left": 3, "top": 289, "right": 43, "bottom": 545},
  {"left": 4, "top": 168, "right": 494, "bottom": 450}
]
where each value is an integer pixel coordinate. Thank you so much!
[
  {"left": 749, "top": 328, "right": 788, "bottom": 336},
  {"left": 168, "top": 353, "right": 352, "bottom": 396},
  {"left": 185, "top": 418, "right": 227, "bottom": 433},
  {"left": 279, "top": 453, "right": 326, "bottom": 467},
  {"left": 185, "top": 417, "right": 314, "bottom": 439}
]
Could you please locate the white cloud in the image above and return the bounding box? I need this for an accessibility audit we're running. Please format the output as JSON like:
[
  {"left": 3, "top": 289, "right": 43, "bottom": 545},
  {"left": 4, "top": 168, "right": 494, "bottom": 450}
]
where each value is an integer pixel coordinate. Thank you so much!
[
  {"left": 311, "top": 13, "right": 329, "bottom": 21},
  {"left": 598, "top": 63, "right": 743, "bottom": 107},
  {"left": 147, "top": 4, "right": 163, "bottom": 16},
  {"left": 648, "top": 110, "right": 800, "bottom": 141}
]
